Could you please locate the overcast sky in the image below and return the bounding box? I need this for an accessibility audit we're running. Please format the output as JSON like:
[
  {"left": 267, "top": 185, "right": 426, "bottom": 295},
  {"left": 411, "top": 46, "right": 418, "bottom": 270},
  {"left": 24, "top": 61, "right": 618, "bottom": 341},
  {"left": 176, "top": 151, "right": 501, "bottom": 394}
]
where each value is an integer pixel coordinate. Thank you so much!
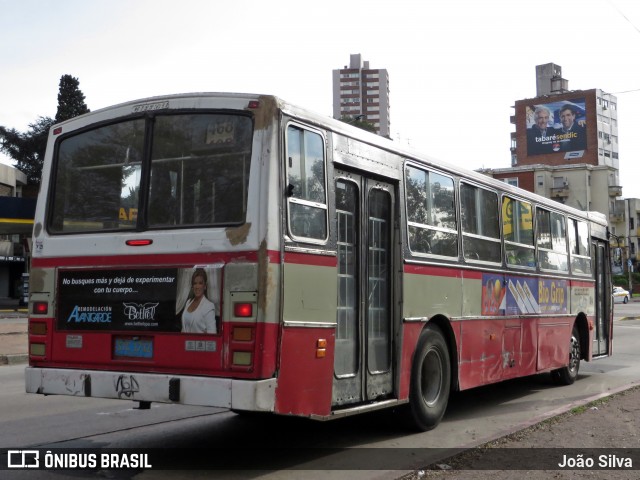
[{"left": 2, "top": 0, "right": 640, "bottom": 198}]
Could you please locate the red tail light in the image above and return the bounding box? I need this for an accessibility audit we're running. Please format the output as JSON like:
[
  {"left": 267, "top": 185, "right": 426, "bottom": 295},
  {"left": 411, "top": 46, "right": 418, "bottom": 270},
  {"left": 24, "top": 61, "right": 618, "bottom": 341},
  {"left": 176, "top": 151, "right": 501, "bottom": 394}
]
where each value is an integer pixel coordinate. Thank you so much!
[
  {"left": 33, "top": 301, "right": 48, "bottom": 315},
  {"left": 126, "top": 239, "right": 153, "bottom": 246},
  {"left": 234, "top": 303, "right": 253, "bottom": 317}
]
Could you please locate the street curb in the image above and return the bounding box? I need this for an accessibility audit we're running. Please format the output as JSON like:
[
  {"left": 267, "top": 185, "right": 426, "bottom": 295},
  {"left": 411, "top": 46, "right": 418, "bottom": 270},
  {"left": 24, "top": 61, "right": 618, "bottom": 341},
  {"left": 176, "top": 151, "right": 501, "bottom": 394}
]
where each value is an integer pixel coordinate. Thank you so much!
[
  {"left": 456, "top": 380, "right": 640, "bottom": 452},
  {"left": 0, "top": 354, "right": 28, "bottom": 365}
]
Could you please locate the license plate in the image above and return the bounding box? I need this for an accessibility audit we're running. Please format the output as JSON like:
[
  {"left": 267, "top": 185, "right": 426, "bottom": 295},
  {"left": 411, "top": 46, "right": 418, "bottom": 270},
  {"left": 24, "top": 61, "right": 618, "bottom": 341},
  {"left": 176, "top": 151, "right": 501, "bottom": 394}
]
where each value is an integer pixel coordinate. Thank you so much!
[{"left": 114, "top": 337, "right": 153, "bottom": 359}]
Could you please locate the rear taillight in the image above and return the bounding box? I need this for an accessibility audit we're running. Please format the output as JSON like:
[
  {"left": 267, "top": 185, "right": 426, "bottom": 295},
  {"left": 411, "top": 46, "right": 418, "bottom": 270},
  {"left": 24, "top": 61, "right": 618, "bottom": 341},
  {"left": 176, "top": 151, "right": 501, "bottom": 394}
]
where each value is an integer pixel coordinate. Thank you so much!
[
  {"left": 32, "top": 301, "right": 48, "bottom": 315},
  {"left": 30, "top": 343, "right": 46, "bottom": 356},
  {"left": 29, "top": 322, "right": 47, "bottom": 335},
  {"left": 29, "top": 319, "right": 50, "bottom": 361},
  {"left": 233, "top": 302, "right": 253, "bottom": 318},
  {"left": 231, "top": 324, "right": 255, "bottom": 369},
  {"left": 232, "top": 326, "right": 253, "bottom": 341}
]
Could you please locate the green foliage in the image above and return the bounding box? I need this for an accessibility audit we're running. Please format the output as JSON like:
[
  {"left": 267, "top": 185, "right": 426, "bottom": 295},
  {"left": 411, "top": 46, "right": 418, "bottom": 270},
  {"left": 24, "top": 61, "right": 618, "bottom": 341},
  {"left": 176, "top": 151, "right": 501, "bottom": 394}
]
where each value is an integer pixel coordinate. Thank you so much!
[
  {"left": 339, "top": 115, "right": 377, "bottom": 133},
  {"left": 0, "top": 117, "right": 53, "bottom": 184},
  {"left": 0, "top": 74, "right": 90, "bottom": 185},
  {"left": 612, "top": 272, "right": 640, "bottom": 287},
  {"left": 55, "top": 75, "right": 90, "bottom": 123}
]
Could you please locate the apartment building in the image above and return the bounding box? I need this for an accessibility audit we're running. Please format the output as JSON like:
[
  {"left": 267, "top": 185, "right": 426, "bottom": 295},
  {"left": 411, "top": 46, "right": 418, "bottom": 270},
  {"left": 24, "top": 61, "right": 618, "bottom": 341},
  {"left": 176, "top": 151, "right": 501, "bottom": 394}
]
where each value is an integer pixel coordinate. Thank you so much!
[{"left": 332, "top": 54, "right": 390, "bottom": 138}]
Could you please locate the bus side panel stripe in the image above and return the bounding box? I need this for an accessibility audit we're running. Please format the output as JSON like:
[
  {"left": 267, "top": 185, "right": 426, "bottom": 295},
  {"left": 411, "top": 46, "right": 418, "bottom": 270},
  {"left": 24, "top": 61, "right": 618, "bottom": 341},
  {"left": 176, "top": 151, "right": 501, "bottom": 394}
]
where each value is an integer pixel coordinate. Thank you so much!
[
  {"left": 284, "top": 252, "right": 337, "bottom": 267},
  {"left": 404, "top": 263, "right": 483, "bottom": 279},
  {"left": 31, "top": 250, "right": 281, "bottom": 268}
]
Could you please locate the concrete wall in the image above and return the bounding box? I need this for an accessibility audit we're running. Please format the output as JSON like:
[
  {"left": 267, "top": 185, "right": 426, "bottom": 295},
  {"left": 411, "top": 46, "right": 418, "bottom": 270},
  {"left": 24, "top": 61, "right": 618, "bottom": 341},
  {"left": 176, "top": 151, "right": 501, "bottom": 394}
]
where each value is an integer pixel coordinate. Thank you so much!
[{"left": 0, "top": 163, "right": 27, "bottom": 196}]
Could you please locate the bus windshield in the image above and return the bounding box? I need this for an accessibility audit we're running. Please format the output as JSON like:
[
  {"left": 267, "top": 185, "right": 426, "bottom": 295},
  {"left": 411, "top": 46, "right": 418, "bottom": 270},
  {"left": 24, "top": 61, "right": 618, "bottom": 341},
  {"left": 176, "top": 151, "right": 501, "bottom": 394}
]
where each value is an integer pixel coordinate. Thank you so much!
[{"left": 49, "top": 113, "right": 253, "bottom": 233}]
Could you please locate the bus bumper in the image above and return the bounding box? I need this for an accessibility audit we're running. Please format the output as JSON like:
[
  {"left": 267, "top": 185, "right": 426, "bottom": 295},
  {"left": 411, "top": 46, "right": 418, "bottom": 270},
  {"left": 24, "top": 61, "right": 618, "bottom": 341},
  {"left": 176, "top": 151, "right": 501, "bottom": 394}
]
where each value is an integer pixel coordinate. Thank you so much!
[{"left": 25, "top": 367, "right": 276, "bottom": 412}]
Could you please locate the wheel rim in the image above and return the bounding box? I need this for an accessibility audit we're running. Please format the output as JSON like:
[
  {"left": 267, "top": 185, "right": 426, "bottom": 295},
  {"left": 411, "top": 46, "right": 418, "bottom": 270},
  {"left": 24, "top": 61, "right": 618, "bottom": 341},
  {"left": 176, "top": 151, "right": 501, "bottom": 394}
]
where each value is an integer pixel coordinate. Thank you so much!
[
  {"left": 568, "top": 334, "right": 580, "bottom": 374},
  {"left": 420, "top": 347, "right": 443, "bottom": 407}
]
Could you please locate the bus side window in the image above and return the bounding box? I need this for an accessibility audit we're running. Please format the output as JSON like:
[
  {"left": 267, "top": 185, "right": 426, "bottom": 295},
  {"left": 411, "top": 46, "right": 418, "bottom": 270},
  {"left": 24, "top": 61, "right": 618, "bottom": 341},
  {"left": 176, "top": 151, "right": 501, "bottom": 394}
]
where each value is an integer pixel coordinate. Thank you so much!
[
  {"left": 460, "top": 183, "right": 500, "bottom": 263},
  {"left": 405, "top": 165, "right": 458, "bottom": 257},
  {"left": 286, "top": 125, "right": 328, "bottom": 242},
  {"left": 536, "top": 208, "right": 568, "bottom": 272},
  {"left": 569, "top": 218, "right": 592, "bottom": 274},
  {"left": 503, "top": 196, "right": 535, "bottom": 267}
]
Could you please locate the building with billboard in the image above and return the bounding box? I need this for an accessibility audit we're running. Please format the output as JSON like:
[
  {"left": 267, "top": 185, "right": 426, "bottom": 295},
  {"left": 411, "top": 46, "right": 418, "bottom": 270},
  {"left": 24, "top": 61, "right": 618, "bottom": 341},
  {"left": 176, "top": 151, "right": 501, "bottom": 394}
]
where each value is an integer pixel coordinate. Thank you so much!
[
  {"left": 480, "top": 63, "right": 635, "bottom": 274},
  {"left": 488, "top": 80, "right": 622, "bottom": 218},
  {"left": 332, "top": 54, "right": 391, "bottom": 138},
  {"left": 506, "top": 64, "right": 618, "bottom": 182}
]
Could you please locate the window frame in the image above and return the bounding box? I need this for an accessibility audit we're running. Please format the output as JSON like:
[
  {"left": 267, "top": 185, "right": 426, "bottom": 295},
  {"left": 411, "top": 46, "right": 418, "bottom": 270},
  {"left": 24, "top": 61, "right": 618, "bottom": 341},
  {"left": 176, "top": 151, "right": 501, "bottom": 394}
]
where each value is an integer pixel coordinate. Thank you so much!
[
  {"left": 404, "top": 162, "right": 458, "bottom": 260},
  {"left": 47, "top": 111, "right": 254, "bottom": 235},
  {"left": 502, "top": 195, "right": 535, "bottom": 270},
  {"left": 568, "top": 216, "right": 592, "bottom": 276},
  {"left": 459, "top": 181, "right": 501, "bottom": 265},
  {"left": 535, "top": 207, "right": 569, "bottom": 273},
  {"left": 284, "top": 122, "right": 329, "bottom": 245}
]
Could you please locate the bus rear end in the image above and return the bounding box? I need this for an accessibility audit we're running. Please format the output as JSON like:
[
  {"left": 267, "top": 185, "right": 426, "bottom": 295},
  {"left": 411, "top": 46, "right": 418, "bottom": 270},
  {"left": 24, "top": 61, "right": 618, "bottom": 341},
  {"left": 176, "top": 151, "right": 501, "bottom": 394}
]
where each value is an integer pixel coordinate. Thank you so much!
[{"left": 26, "top": 93, "right": 282, "bottom": 413}]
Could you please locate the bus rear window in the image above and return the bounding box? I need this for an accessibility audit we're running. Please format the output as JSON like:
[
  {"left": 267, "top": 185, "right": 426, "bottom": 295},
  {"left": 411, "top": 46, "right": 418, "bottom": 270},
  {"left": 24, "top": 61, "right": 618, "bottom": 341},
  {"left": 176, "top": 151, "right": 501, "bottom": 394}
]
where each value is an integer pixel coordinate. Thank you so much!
[{"left": 48, "top": 114, "right": 253, "bottom": 233}]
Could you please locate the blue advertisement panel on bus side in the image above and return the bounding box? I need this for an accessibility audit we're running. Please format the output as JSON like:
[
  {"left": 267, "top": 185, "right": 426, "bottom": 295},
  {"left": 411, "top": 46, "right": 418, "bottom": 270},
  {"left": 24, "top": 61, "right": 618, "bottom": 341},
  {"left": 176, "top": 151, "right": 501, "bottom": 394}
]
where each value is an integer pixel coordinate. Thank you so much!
[{"left": 481, "top": 273, "right": 568, "bottom": 316}]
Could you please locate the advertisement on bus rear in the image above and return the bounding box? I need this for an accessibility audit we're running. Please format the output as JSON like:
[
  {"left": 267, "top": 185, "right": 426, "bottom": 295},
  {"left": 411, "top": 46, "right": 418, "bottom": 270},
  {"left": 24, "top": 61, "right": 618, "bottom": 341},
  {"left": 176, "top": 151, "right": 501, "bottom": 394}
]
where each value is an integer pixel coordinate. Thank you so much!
[
  {"left": 57, "top": 266, "right": 221, "bottom": 334},
  {"left": 525, "top": 98, "right": 587, "bottom": 156}
]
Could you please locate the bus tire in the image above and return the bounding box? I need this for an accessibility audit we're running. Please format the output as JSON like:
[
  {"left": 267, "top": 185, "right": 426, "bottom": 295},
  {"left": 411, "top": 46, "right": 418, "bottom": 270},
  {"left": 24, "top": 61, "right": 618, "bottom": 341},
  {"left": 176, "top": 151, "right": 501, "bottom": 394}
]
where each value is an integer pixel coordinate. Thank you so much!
[
  {"left": 551, "top": 326, "right": 580, "bottom": 385},
  {"left": 407, "top": 324, "right": 451, "bottom": 431}
]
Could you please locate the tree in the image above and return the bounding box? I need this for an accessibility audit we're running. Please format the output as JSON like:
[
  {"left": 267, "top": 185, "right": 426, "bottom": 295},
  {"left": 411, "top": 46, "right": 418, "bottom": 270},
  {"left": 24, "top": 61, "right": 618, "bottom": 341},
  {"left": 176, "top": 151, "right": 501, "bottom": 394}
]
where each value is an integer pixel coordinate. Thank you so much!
[
  {"left": 0, "top": 117, "right": 53, "bottom": 185},
  {"left": 339, "top": 115, "right": 378, "bottom": 134},
  {"left": 55, "top": 74, "right": 90, "bottom": 123},
  {"left": 0, "top": 74, "right": 90, "bottom": 186}
]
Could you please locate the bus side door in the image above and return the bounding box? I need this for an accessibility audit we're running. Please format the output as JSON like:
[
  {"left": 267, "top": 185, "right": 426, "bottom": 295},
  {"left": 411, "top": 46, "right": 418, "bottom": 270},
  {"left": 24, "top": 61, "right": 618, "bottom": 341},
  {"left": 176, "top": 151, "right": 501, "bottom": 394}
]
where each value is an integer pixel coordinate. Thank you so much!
[{"left": 332, "top": 171, "right": 396, "bottom": 406}]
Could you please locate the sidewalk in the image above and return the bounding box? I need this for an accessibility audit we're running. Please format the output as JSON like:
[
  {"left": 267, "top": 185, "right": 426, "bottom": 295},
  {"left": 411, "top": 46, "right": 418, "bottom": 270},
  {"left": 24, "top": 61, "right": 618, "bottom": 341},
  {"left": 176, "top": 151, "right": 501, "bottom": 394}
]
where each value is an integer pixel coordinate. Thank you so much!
[{"left": 0, "top": 308, "right": 28, "bottom": 365}]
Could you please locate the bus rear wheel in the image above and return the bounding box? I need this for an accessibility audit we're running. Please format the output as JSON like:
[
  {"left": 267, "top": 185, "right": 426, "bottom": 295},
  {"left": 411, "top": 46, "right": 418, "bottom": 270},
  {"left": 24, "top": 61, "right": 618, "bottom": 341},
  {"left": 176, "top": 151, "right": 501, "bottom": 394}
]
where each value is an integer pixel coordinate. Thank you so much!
[
  {"left": 551, "top": 326, "right": 580, "bottom": 385},
  {"left": 406, "top": 324, "right": 451, "bottom": 431}
]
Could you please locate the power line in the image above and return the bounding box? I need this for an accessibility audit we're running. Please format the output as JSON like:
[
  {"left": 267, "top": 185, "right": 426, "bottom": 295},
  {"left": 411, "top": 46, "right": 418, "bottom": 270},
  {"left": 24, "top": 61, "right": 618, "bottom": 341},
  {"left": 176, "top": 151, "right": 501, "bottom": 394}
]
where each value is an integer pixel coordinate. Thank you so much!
[
  {"left": 611, "top": 88, "right": 640, "bottom": 94},
  {"left": 605, "top": 0, "right": 640, "bottom": 35}
]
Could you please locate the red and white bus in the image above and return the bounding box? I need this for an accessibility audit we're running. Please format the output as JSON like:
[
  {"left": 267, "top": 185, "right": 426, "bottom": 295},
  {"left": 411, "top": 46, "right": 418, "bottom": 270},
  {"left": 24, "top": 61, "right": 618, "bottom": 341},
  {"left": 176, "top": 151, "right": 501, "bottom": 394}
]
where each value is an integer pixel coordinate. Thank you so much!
[{"left": 26, "top": 93, "right": 612, "bottom": 430}]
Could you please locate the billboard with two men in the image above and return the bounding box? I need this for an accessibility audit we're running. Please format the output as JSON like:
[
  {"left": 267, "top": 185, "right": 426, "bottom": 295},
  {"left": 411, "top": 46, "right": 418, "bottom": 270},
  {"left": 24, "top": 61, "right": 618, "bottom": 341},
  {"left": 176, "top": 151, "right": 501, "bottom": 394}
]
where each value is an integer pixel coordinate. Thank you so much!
[{"left": 525, "top": 98, "right": 586, "bottom": 156}]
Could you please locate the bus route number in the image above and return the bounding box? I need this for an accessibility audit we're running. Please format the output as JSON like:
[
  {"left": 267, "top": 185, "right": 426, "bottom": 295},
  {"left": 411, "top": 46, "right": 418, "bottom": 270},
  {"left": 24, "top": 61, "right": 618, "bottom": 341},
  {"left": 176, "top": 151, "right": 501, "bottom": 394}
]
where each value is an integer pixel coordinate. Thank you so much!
[{"left": 206, "top": 121, "right": 235, "bottom": 145}]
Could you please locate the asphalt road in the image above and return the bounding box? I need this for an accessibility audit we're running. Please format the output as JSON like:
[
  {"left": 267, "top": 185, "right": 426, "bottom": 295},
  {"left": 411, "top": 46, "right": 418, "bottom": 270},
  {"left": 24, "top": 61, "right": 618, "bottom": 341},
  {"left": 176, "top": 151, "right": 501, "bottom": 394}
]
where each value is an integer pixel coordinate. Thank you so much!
[{"left": 1, "top": 301, "right": 639, "bottom": 479}]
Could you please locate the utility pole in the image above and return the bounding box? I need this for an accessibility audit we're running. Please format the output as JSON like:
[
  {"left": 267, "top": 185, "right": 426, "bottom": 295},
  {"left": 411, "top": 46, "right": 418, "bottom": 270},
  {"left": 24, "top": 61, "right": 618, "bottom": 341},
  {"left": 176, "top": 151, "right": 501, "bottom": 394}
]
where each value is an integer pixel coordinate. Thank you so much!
[{"left": 629, "top": 199, "right": 633, "bottom": 294}]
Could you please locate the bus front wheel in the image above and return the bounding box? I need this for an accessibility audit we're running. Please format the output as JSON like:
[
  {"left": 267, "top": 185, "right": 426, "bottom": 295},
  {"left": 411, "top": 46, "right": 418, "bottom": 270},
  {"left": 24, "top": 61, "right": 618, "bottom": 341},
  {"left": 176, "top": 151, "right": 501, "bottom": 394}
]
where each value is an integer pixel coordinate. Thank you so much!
[
  {"left": 551, "top": 326, "right": 580, "bottom": 385},
  {"left": 407, "top": 324, "right": 451, "bottom": 431}
]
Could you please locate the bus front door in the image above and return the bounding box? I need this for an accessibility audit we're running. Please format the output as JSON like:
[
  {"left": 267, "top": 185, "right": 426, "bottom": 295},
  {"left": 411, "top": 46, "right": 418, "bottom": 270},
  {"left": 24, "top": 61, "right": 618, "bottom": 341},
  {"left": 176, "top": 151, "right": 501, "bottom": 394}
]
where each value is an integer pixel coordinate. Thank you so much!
[
  {"left": 592, "top": 239, "right": 611, "bottom": 357},
  {"left": 332, "top": 171, "right": 396, "bottom": 407}
]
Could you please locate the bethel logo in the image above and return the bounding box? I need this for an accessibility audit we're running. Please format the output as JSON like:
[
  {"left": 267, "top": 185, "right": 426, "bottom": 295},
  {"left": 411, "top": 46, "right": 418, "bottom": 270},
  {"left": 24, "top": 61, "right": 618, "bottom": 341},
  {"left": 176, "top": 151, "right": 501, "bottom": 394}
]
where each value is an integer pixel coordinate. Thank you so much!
[{"left": 123, "top": 302, "right": 159, "bottom": 321}]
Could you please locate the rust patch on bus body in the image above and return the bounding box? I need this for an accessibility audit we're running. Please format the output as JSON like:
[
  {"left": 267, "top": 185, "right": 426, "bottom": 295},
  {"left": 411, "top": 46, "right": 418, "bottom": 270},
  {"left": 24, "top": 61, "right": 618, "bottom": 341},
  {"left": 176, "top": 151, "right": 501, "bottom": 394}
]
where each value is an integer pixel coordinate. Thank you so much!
[
  {"left": 257, "top": 239, "right": 273, "bottom": 312},
  {"left": 29, "top": 267, "right": 46, "bottom": 293},
  {"left": 226, "top": 223, "right": 251, "bottom": 245},
  {"left": 252, "top": 95, "right": 279, "bottom": 131}
]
